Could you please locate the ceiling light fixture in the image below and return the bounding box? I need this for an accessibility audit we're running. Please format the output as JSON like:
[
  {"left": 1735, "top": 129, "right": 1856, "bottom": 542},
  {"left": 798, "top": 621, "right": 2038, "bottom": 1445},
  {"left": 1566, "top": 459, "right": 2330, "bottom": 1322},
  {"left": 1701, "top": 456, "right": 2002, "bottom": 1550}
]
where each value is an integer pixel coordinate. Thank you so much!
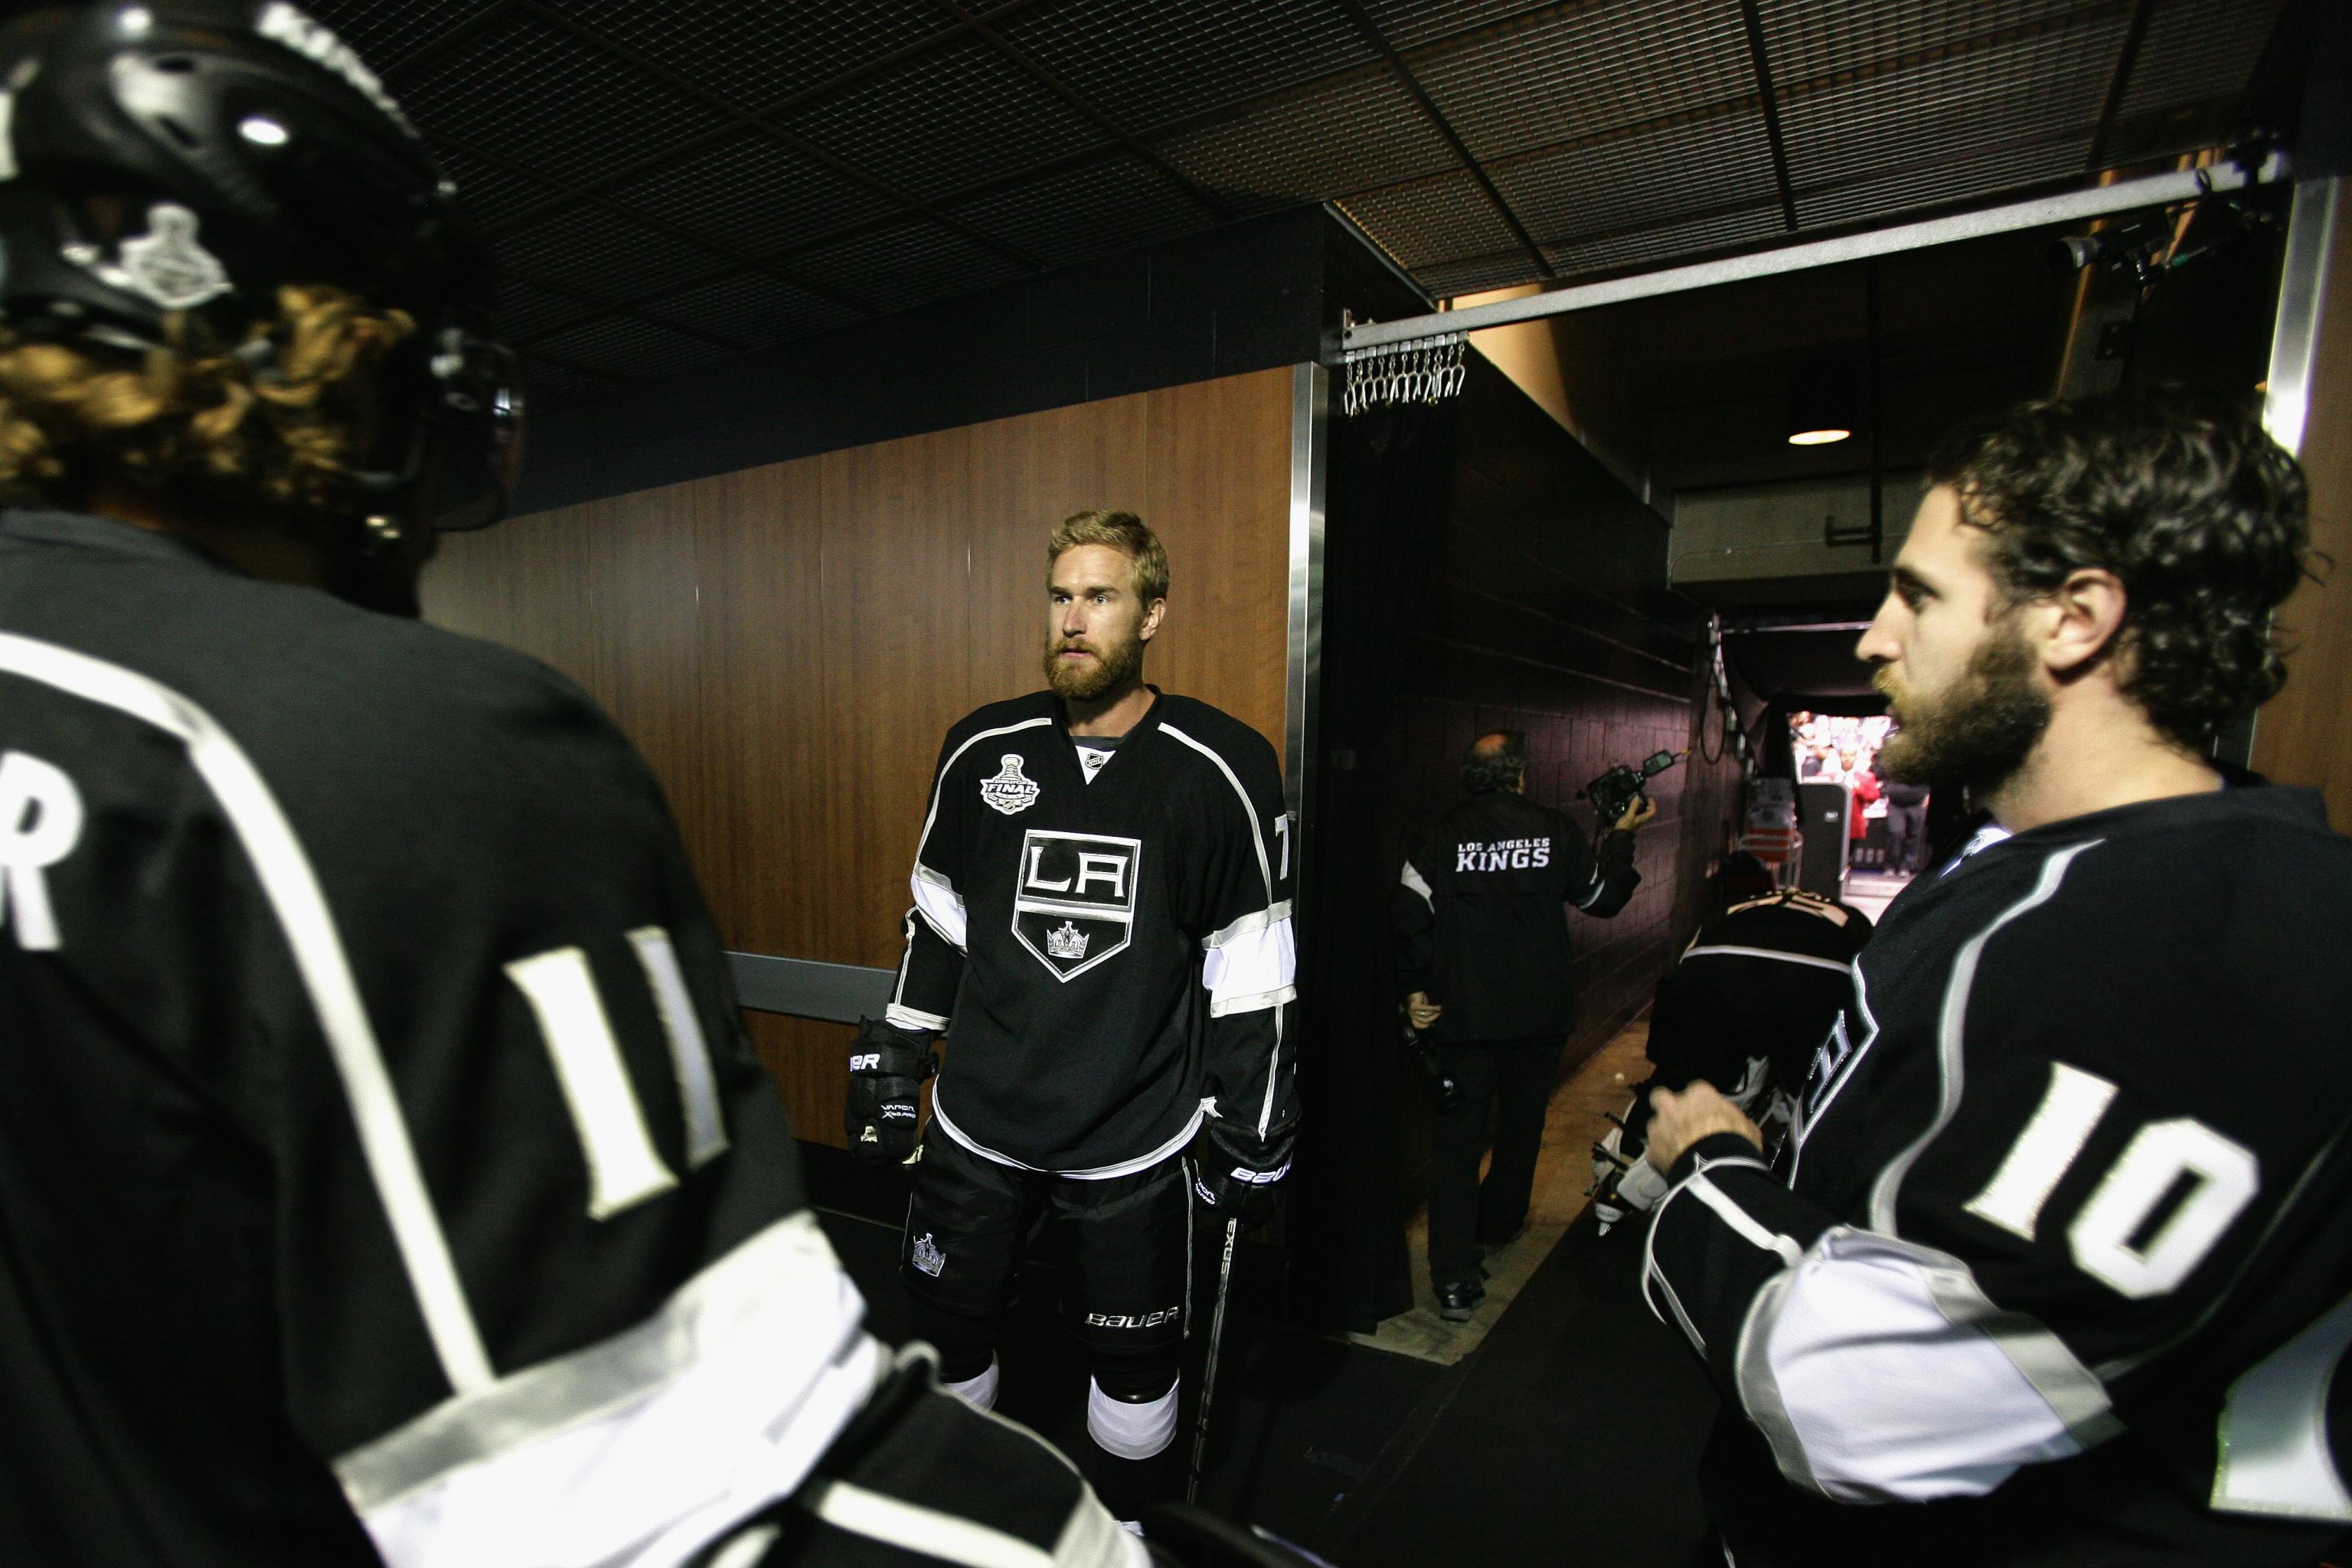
[
  {"left": 1786, "top": 358, "right": 1860, "bottom": 447},
  {"left": 238, "top": 115, "right": 290, "bottom": 146}
]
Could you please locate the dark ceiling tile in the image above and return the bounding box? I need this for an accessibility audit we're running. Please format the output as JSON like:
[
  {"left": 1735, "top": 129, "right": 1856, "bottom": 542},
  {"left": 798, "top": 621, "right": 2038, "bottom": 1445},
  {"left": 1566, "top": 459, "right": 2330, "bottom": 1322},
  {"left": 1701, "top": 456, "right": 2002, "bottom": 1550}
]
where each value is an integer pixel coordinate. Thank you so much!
[
  {"left": 400, "top": 12, "right": 733, "bottom": 187},
  {"left": 1490, "top": 113, "right": 1781, "bottom": 246},
  {"left": 1413, "top": 0, "right": 1756, "bottom": 163},
  {"left": 496, "top": 277, "right": 597, "bottom": 345},
  {"left": 1792, "top": 131, "right": 2087, "bottom": 228},
  {"left": 436, "top": 143, "right": 564, "bottom": 234},
  {"left": 782, "top": 37, "right": 1109, "bottom": 204},
  {"left": 1339, "top": 168, "right": 1518, "bottom": 269},
  {"left": 547, "top": 0, "right": 961, "bottom": 115},
  {"left": 606, "top": 130, "right": 900, "bottom": 259},
  {"left": 2115, "top": 0, "right": 2285, "bottom": 121},
  {"left": 530, "top": 314, "right": 743, "bottom": 381},
  {"left": 514, "top": 355, "right": 625, "bottom": 413},
  {"left": 1413, "top": 250, "right": 1545, "bottom": 299},
  {"left": 1541, "top": 201, "right": 1788, "bottom": 277},
  {"left": 1365, "top": 0, "right": 1568, "bottom": 52},
  {"left": 637, "top": 270, "right": 864, "bottom": 349},
  {"left": 495, "top": 206, "right": 731, "bottom": 307},
  {"left": 1153, "top": 67, "right": 1456, "bottom": 207},
  {"left": 998, "top": 0, "right": 1376, "bottom": 137},
  {"left": 789, "top": 220, "right": 1034, "bottom": 315},
  {"left": 1757, "top": 1, "right": 2109, "bottom": 90},
  {"left": 944, "top": 154, "right": 1208, "bottom": 269},
  {"left": 1774, "top": 8, "right": 2125, "bottom": 193},
  {"left": 309, "top": 0, "right": 503, "bottom": 76}
]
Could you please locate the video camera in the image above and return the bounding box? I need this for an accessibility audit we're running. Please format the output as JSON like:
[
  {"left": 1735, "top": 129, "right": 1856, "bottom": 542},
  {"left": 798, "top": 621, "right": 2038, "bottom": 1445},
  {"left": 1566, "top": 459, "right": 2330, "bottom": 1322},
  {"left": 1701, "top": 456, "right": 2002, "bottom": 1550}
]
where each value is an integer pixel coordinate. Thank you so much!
[{"left": 1577, "top": 749, "right": 1681, "bottom": 827}]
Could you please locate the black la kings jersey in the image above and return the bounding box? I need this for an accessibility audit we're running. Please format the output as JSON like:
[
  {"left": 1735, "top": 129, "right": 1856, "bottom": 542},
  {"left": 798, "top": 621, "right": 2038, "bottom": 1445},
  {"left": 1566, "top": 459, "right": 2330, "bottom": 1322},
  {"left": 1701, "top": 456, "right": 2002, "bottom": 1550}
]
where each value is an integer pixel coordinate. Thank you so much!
[
  {"left": 885, "top": 690, "right": 1296, "bottom": 1174},
  {"left": 1644, "top": 784, "right": 2352, "bottom": 1566},
  {"left": 0, "top": 512, "right": 881, "bottom": 1566},
  {"left": 1393, "top": 791, "right": 1639, "bottom": 1044}
]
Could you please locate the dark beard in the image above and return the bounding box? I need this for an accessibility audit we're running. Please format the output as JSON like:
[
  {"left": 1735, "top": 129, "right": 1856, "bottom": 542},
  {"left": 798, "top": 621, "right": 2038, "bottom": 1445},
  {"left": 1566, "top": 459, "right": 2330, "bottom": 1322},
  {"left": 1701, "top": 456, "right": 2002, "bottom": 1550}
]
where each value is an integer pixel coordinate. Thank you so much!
[
  {"left": 1874, "top": 626, "right": 2050, "bottom": 796},
  {"left": 1043, "top": 630, "right": 1143, "bottom": 701}
]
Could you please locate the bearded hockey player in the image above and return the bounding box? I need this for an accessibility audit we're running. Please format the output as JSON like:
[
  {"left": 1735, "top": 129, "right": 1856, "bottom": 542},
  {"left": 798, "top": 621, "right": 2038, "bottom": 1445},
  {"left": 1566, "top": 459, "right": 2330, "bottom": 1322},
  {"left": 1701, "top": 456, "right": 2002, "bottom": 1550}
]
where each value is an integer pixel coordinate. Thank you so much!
[
  {"left": 849, "top": 510, "right": 1298, "bottom": 1519},
  {"left": 0, "top": 8, "right": 1290, "bottom": 1566},
  {"left": 1590, "top": 859, "right": 1870, "bottom": 1231},
  {"left": 1641, "top": 394, "right": 2352, "bottom": 1566}
]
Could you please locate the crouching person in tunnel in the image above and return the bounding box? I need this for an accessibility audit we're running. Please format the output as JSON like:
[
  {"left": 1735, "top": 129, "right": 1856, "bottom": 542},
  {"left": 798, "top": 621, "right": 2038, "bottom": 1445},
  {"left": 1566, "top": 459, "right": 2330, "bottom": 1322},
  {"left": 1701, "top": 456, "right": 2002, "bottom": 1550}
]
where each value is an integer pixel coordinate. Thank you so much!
[
  {"left": 1589, "top": 853, "right": 1870, "bottom": 1233},
  {"left": 1639, "top": 392, "right": 2352, "bottom": 1566},
  {"left": 851, "top": 510, "right": 1298, "bottom": 1524},
  {"left": 0, "top": 8, "right": 1296, "bottom": 1565}
]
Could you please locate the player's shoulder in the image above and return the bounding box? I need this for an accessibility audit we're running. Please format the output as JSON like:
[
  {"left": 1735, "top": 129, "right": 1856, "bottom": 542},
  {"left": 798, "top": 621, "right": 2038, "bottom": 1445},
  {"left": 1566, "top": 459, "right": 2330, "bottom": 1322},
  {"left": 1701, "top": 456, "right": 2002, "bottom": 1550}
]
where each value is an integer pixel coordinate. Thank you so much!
[
  {"left": 939, "top": 691, "right": 1057, "bottom": 757},
  {"left": 1152, "top": 693, "right": 1279, "bottom": 777}
]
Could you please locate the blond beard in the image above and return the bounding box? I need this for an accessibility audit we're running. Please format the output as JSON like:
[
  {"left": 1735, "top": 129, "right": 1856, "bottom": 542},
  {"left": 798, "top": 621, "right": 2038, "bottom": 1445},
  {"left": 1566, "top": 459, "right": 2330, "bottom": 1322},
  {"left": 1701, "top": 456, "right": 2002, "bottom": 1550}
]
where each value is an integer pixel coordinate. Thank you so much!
[{"left": 1043, "top": 630, "right": 1144, "bottom": 701}]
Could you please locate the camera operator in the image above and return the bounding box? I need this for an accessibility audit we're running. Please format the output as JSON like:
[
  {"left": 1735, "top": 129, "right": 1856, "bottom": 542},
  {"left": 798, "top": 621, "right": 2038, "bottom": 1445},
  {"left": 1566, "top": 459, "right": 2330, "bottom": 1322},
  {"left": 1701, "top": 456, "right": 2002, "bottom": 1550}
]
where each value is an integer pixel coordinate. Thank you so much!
[{"left": 1393, "top": 729, "right": 1652, "bottom": 1320}]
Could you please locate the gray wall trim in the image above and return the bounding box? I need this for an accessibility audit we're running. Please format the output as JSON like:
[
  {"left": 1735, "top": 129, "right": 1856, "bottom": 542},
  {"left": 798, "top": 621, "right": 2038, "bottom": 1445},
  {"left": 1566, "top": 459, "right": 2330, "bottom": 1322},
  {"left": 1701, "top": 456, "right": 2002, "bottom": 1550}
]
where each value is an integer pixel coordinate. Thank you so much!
[
  {"left": 728, "top": 952, "right": 894, "bottom": 1024},
  {"left": 1286, "top": 362, "right": 1330, "bottom": 905}
]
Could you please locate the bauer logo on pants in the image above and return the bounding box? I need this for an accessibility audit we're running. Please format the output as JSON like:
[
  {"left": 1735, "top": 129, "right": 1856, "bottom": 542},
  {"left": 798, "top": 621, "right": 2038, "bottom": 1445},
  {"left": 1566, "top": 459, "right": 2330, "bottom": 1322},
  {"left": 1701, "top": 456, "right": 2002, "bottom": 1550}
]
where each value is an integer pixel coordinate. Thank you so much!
[{"left": 1013, "top": 829, "right": 1140, "bottom": 981}]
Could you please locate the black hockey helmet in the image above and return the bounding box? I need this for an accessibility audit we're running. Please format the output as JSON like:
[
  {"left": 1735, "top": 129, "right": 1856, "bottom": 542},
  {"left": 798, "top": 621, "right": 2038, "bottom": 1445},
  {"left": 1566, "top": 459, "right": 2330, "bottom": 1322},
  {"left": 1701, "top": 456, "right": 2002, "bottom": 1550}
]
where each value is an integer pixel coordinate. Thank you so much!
[{"left": 0, "top": 1, "right": 519, "bottom": 531}]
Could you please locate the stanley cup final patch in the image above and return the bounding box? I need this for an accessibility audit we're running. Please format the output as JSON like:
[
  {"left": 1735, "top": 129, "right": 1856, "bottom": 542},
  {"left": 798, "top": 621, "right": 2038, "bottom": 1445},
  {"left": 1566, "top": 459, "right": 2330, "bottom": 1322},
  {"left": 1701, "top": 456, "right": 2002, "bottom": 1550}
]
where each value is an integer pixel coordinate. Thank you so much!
[
  {"left": 979, "top": 753, "right": 1041, "bottom": 815},
  {"left": 1013, "top": 829, "right": 1141, "bottom": 981}
]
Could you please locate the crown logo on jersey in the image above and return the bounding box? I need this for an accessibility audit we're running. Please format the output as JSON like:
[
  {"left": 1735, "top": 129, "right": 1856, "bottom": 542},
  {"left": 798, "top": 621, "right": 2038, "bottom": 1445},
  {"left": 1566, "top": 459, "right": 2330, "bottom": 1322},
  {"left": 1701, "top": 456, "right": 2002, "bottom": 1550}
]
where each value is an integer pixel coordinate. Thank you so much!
[
  {"left": 910, "top": 1232, "right": 946, "bottom": 1278},
  {"left": 979, "top": 753, "right": 1041, "bottom": 815},
  {"left": 1045, "top": 920, "right": 1089, "bottom": 960}
]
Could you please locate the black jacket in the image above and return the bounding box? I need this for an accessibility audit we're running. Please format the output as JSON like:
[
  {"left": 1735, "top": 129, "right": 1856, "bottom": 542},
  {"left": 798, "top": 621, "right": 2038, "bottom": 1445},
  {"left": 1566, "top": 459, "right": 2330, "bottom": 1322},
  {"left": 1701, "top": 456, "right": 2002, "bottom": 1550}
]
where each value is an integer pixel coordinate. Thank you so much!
[
  {"left": 1645, "top": 784, "right": 2352, "bottom": 1566},
  {"left": 0, "top": 511, "right": 878, "bottom": 1564},
  {"left": 1393, "top": 790, "right": 1638, "bottom": 1044},
  {"left": 888, "top": 689, "right": 1297, "bottom": 1174}
]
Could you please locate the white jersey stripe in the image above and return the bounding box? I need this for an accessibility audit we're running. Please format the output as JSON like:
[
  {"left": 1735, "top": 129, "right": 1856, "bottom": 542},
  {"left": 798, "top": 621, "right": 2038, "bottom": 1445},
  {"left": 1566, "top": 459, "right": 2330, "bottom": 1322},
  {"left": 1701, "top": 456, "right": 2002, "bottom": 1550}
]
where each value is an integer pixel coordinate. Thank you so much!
[
  {"left": 342, "top": 1214, "right": 879, "bottom": 1565},
  {"left": 627, "top": 926, "right": 732, "bottom": 1168},
  {"left": 0, "top": 631, "right": 494, "bottom": 1394},
  {"left": 912, "top": 864, "right": 969, "bottom": 952},
  {"left": 1158, "top": 722, "right": 1284, "bottom": 1134},
  {"left": 1869, "top": 841, "right": 2102, "bottom": 1235},
  {"left": 1398, "top": 858, "right": 1434, "bottom": 910},
  {"left": 1681, "top": 944, "right": 1853, "bottom": 975},
  {"left": 931, "top": 1092, "right": 1201, "bottom": 1181}
]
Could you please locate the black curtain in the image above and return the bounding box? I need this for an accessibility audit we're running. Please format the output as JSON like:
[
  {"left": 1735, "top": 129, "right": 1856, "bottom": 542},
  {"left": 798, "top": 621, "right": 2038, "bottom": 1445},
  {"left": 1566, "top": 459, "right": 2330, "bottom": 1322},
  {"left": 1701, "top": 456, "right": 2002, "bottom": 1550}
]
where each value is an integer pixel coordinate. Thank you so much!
[{"left": 1287, "top": 392, "right": 1461, "bottom": 1333}]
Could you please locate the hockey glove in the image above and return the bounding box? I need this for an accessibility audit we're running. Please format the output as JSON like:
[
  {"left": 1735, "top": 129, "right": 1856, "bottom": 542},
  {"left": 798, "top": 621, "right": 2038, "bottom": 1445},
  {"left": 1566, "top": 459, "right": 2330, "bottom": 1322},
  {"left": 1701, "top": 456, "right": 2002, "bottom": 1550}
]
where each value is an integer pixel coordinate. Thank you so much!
[
  {"left": 1187, "top": 1107, "right": 1296, "bottom": 1229},
  {"left": 846, "top": 1018, "right": 936, "bottom": 1163}
]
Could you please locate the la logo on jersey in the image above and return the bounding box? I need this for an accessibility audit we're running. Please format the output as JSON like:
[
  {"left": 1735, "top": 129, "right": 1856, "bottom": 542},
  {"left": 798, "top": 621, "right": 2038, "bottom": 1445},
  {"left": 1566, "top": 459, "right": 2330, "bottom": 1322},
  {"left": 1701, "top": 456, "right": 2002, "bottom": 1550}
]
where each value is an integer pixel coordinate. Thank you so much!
[
  {"left": 1013, "top": 829, "right": 1139, "bottom": 981},
  {"left": 910, "top": 1232, "right": 946, "bottom": 1277},
  {"left": 979, "top": 753, "right": 1041, "bottom": 815}
]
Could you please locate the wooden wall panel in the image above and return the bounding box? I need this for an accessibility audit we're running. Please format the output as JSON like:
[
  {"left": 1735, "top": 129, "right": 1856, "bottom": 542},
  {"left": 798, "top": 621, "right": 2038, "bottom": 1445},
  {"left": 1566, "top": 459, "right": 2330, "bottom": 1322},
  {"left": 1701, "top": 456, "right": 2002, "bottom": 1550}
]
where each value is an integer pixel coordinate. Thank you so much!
[
  {"left": 818, "top": 427, "right": 978, "bottom": 970},
  {"left": 1139, "top": 371, "right": 1294, "bottom": 750},
  {"left": 423, "top": 366, "right": 1297, "bottom": 1145},
  {"left": 690, "top": 459, "right": 828, "bottom": 957}
]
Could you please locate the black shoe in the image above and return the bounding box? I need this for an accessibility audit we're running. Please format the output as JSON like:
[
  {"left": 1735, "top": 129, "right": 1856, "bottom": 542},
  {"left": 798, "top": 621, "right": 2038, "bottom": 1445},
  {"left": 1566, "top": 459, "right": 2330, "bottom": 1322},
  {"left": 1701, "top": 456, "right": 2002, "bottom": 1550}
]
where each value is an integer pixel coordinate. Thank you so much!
[
  {"left": 1435, "top": 1278, "right": 1485, "bottom": 1322},
  {"left": 1480, "top": 1226, "right": 1525, "bottom": 1255}
]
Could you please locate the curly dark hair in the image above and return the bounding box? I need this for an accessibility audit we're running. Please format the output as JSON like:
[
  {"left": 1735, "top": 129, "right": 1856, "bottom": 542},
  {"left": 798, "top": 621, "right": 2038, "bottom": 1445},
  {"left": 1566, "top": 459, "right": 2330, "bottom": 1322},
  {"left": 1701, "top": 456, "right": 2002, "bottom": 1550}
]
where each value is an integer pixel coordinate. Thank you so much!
[
  {"left": 1462, "top": 729, "right": 1529, "bottom": 795},
  {"left": 1927, "top": 390, "right": 2311, "bottom": 750}
]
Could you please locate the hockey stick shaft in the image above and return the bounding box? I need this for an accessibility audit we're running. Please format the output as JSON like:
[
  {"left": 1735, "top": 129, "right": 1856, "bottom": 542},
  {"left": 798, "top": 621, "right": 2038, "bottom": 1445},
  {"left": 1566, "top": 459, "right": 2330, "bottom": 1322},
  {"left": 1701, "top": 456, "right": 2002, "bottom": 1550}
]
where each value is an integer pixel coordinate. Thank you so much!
[{"left": 1186, "top": 1217, "right": 1240, "bottom": 1504}]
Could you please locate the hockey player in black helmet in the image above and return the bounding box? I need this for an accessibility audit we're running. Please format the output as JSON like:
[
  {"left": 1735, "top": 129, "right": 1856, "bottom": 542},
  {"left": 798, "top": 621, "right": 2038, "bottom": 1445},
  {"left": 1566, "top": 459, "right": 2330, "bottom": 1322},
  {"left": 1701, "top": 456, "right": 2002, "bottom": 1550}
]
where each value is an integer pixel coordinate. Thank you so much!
[{"left": 0, "top": 7, "right": 1310, "bottom": 1565}]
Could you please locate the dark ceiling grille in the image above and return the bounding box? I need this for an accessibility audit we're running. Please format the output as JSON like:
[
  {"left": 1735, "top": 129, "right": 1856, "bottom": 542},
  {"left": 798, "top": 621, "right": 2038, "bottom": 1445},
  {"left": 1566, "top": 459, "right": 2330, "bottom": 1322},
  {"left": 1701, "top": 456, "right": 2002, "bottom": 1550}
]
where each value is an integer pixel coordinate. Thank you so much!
[
  {"left": 1340, "top": 168, "right": 1521, "bottom": 269},
  {"left": 551, "top": 0, "right": 962, "bottom": 116},
  {"left": 1413, "top": 0, "right": 1759, "bottom": 164},
  {"left": 2118, "top": 0, "right": 2282, "bottom": 119},
  {"left": 302, "top": 0, "right": 2290, "bottom": 410},
  {"left": 639, "top": 271, "right": 864, "bottom": 350},
  {"left": 530, "top": 313, "right": 742, "bottom": 381},
  {"left": 945, "top": 152, "right": 1207, "bottom": 268},
  {"left": 1488, "top": 113, "right": 1784, "bottom": 248},
  {"left": 1156, "top": 66, "right": 1460, "bottom": 209},
  {"left": 400, "top": 13, "right": 735, "bottom": 186},
  {"left": 781, "top": 36, "right": 1108, "bottom": 205},
  {"left": 1001, "top": 0, "right": 1377, "bottom": 137},
  {"left": 604, "top": 132, "right": 901, "bottom": 260}
]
